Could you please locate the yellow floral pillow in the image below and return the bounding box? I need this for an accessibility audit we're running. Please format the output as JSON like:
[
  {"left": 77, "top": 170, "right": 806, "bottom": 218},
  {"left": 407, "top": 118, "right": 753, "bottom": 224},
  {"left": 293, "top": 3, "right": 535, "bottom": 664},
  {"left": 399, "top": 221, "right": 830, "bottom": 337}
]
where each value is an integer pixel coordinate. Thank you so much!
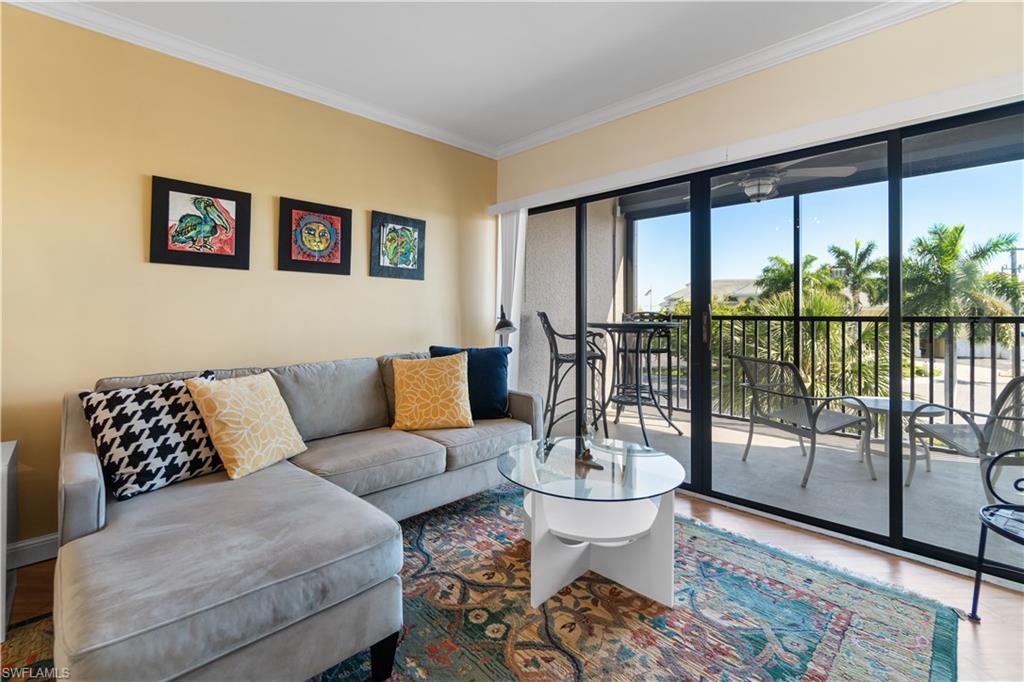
[
  {"left": 392, "top": 353, "right": 473, "bottom": 430},
  {"left": 185, "top": 372, "right": 306, "bottom": 479}
]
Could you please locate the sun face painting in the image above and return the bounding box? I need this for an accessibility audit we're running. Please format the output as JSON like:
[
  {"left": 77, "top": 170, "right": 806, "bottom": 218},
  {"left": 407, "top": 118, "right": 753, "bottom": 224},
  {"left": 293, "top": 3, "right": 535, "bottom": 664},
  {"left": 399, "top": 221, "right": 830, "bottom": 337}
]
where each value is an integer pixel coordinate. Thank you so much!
[
  {"left": 291, "top": 210, "right": 341, "bottom": 263},
  {"left": 380, "top": 223, "right": 418, "bottom": 269},
  {"left": 166, "top": 190, "right": 237, "bottom": 255}
]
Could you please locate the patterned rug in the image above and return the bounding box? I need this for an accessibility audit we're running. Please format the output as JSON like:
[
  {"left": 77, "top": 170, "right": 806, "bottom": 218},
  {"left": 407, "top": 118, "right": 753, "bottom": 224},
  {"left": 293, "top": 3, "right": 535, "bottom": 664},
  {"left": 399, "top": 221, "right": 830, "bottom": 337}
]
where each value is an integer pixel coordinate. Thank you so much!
[{"left": 2, "top": 486, "right": 957, "bottom": 681}]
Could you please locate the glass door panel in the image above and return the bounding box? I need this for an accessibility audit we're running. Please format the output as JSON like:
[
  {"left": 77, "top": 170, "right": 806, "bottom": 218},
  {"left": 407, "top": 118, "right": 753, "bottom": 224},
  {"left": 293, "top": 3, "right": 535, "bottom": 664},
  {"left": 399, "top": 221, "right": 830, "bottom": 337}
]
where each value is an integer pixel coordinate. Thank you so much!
[
  {"left": 902, "top": 113, "right": 1024, "bottom": 567},
  {"left": 709, "top": 142, "right": 890, "bottom": 535},
  {"left": 590, "top": 183, "right": 693, "bottom": 481}
]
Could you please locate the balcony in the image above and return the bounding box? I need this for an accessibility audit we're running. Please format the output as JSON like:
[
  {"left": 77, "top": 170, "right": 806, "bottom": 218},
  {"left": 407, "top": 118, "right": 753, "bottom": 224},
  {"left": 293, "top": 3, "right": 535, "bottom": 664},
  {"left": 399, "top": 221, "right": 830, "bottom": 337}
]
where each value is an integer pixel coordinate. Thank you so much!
[{"left": 550, "top": 313, "right": 1024, "bottom": 569}]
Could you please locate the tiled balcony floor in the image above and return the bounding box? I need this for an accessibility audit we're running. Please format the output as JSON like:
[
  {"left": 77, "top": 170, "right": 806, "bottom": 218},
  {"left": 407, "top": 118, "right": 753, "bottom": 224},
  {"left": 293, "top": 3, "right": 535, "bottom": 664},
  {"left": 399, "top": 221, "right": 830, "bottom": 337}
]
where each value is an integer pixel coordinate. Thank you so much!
[{"left": 553, "top": 409, "right": 1023, "bottom": 568}]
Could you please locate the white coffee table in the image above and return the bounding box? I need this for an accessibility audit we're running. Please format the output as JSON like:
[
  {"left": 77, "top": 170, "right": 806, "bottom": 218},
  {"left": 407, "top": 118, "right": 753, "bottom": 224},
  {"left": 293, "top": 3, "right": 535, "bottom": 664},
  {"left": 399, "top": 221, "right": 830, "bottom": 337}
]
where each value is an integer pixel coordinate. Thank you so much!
[
  {"left": 497, "top": 437, "right": 685, "bottom": 608},
  {"left": 840, "top": 396, "right": 946, "bottom": 486}
]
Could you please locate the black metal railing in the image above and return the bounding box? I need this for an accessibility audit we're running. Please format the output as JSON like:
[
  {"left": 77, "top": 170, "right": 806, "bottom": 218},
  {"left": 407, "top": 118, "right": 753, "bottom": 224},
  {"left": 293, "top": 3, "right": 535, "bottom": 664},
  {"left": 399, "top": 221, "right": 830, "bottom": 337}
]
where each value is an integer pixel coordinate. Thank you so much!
[{"left": 642, "top": 314, "right": 1024, "bottom": 421}]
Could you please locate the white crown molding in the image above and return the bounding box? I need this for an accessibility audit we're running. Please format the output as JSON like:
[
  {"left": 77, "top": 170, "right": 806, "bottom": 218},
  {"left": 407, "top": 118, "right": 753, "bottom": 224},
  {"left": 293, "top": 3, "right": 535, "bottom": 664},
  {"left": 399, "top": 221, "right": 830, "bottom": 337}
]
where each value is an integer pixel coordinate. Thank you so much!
[
  {"left": 11, "top": 0, "right": 497, "bottom": 157},
  {"left": 492, "top": 1, "right": 957, "bottom": 159},
  {"left": 15, "top": 0, "right": 957, "bottom": 161},
  {"left": 488, "top": 74, "right": 1023, "bottom": 214}
]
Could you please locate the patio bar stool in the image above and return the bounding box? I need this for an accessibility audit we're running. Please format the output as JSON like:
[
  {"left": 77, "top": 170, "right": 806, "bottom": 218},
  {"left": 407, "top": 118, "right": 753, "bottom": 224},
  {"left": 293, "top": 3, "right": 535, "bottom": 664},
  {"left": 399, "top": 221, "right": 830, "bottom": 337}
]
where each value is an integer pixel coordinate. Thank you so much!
[{"left": 536, "top": 311, "right": 608, "bottom": 439}]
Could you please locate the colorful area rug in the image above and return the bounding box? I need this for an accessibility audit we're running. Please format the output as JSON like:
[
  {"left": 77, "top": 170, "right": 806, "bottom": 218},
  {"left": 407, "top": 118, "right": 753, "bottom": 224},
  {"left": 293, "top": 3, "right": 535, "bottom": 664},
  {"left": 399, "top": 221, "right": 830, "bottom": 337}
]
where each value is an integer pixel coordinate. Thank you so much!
[{"left": 2, "top": 486, "right": 957, "bottom": 681}]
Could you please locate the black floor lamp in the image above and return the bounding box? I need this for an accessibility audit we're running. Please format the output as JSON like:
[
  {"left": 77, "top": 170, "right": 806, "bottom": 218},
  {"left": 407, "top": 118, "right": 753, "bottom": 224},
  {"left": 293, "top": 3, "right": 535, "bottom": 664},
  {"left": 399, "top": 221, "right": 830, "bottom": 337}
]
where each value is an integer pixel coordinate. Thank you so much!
[{"left": 495, "top": 305, "right": 517, "bottom": 346}]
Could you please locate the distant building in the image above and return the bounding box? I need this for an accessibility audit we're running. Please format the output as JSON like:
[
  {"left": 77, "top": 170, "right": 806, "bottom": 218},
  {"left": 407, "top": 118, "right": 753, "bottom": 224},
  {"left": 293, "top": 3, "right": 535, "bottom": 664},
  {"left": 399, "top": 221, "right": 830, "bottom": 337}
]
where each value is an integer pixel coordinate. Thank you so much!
[{"left": 660, "top": 279, "right": 760, "bottom": 309}]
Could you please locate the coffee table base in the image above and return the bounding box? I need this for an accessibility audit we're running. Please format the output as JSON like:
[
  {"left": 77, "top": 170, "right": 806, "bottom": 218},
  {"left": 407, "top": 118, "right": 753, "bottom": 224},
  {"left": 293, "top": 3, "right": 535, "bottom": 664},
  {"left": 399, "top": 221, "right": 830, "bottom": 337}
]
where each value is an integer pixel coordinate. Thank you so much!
[{"left": 521, "top": 491, "right": 675, "bottom": 608}]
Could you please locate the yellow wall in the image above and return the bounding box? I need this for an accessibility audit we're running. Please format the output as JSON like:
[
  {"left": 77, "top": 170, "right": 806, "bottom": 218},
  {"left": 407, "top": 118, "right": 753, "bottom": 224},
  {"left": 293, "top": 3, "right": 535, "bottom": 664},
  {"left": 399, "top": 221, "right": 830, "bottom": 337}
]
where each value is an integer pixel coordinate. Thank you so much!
[
  {"left": 497, "top": 2, "right": 1024, "bottom": 202},
  {"left": 1, "top": 6, "right": 497, "bottom": 538}
]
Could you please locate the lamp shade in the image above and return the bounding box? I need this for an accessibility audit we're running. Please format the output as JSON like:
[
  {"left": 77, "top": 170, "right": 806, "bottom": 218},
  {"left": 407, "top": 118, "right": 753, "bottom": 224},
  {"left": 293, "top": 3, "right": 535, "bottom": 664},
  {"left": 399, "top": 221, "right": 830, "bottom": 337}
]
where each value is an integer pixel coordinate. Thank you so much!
[
  {"left": 738, "top": 174, "right": 780, "bottom": 202},
  {"left": 495, "top": 305, "right": 517, "bottom": 334}
]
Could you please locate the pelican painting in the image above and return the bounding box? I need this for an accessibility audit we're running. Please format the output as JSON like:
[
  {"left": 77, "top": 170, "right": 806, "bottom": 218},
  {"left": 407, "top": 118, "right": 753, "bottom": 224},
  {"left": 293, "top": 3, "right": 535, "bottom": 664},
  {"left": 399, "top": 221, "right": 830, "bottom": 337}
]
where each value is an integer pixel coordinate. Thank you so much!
[
  {"left": 150, "top": 176, "right": 251, "bottom": 270},
  {"left": 167, "top": 191, "right": 236, "bottom": 254}
]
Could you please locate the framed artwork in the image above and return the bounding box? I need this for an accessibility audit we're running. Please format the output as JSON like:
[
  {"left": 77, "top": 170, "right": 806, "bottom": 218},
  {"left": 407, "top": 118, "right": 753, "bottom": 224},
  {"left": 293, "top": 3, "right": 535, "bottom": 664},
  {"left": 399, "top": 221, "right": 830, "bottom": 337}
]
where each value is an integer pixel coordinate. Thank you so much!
[
  {"left": 277, "top": 197, "right": 352, "bottom": 275},
  {"left": 150, "top": 176, "right": 251, "bottom": 270},
  {"left": 369, "top": 211, "right": 425, "bottom": 280}
]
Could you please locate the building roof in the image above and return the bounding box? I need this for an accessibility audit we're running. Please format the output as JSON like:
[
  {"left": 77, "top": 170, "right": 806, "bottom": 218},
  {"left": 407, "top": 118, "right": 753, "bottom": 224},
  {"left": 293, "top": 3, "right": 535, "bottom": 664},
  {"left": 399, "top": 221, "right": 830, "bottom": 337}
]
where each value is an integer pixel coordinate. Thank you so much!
[{"left": 661, "top": 279, "right": 760, "bottom": 308}]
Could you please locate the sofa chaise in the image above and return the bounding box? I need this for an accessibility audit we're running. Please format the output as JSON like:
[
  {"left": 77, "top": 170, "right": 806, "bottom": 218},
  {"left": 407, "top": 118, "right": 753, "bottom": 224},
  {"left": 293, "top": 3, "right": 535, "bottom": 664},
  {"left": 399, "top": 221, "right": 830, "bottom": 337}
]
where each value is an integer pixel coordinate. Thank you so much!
[{"left": 55, "top": 353, "right": 542, "bottom": 681}]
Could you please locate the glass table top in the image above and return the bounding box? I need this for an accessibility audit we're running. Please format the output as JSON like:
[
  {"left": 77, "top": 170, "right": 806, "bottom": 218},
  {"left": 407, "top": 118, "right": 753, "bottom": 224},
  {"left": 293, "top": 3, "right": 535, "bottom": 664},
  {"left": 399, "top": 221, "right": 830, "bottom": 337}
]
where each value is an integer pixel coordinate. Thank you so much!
[{"left": 497, "top": 437, "right": 686, "bottom": 502}]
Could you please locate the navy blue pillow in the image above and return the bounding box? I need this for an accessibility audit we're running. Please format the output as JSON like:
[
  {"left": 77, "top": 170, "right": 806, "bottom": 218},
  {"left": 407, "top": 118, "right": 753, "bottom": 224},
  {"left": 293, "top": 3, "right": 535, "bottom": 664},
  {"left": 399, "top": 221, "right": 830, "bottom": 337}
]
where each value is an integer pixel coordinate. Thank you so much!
[{"left": 429, "top": 345, "right": 512, "bottom": 420}]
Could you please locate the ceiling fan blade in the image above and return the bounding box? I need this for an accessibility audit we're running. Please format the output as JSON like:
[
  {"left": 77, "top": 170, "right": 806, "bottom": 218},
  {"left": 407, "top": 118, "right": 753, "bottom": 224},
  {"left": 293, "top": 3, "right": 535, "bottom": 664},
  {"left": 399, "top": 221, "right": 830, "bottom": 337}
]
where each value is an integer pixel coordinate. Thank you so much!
[
  {"left": 667, "top": 180, "right": 734, "bottom": 202},
  {"left": 782, "top": 166, "right": 857, "bottom": 178},
  {"left": 771, "top": 159, "right": 804, "bottom": 171}
]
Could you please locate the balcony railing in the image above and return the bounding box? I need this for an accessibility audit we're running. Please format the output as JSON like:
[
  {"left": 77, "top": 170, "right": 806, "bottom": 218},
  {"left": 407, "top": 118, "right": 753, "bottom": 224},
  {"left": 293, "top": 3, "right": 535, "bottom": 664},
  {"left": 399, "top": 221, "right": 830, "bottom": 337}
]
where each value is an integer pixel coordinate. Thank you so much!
[{"left": 643, "top": 314, "right": 1024, "bottom": 421}]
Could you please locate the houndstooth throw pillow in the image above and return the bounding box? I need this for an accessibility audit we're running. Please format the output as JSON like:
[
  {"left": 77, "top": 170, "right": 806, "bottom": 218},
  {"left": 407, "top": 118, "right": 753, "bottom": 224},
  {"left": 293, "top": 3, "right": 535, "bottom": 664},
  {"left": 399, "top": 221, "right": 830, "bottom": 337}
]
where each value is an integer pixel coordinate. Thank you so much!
[{"left": 80, "top": 371, "right": 223, "bottom": 500}]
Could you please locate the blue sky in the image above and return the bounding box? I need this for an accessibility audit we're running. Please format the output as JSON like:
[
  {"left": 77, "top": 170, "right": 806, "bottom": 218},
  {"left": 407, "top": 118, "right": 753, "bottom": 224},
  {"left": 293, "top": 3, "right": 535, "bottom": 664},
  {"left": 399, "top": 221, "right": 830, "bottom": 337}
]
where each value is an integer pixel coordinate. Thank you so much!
[{"left": 634, "top": 160, "right": 1024, "bottom": 309}]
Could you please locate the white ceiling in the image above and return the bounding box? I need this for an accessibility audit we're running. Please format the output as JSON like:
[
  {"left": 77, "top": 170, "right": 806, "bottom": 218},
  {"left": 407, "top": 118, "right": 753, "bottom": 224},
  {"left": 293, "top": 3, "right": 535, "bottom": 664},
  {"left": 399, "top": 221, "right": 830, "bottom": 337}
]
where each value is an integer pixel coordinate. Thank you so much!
[{"left": 28, "top": 2, "right": 947, "bottom": 158}]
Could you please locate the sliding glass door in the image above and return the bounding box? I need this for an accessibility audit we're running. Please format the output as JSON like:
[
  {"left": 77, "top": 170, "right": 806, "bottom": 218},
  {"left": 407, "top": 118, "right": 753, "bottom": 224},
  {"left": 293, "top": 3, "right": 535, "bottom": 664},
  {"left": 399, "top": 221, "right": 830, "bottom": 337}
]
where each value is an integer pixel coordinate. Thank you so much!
[
  {"left": 707, "top": 142, "right": 891, "bottom": 536},
  {"left": 589, "top": 182, "right": 693, "bottom": 480},
  {"left": 901, "top": 112, "right": 1024, "bottom": 569},
  {"left": 548, "top": 102, "right": 1023, "bottom": 577}
]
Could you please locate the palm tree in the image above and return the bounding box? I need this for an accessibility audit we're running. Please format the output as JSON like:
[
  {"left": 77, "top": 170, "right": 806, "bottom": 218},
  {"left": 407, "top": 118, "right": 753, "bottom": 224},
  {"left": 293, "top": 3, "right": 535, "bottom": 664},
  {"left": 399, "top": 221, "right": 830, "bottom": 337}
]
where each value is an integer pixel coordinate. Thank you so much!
[
  {"left": 827, "top": 240, "right": 887, "bottom": 314},
  {"left": 754, "top": 255, "right": 841, "bottom": 305},
  {"left": 903, "top": 223, "right": 1020, "bottom": 406},
  {"left": 903, "top": 224, "right": 1017, "bottom": 317}
]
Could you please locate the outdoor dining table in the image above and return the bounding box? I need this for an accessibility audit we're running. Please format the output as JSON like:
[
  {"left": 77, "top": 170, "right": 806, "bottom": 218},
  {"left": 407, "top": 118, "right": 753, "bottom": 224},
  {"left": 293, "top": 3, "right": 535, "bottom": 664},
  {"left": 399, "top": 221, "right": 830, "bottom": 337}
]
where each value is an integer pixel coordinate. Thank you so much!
[
  {"left": 588, "top": 320, "right": 684, "bottom": 446},
  {"left": 839, "top": 396, "right": 946, "bottom": 486}
]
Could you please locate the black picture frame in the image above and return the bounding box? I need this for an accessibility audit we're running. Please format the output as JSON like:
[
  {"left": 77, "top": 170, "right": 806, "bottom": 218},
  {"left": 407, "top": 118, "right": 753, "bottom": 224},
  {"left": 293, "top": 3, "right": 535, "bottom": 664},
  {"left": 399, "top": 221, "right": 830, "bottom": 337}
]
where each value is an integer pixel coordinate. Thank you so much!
[
  {"left": 277, "top": 197, "right": 353, "bottom": 275},
  {"left": 369, "top": 210, "right": 426, "bottom": 280},
  {"left": 149, "top": 176, "right": 251, "bottom": 270}
]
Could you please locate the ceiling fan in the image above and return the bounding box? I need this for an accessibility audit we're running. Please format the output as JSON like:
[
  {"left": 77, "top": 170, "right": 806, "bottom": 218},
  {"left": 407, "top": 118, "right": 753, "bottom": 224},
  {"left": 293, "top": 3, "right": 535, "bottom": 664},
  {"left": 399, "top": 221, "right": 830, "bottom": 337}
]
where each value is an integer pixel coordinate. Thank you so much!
[
  {"left": 732, "top": 159, "right": 858, "bottom": 202},
  {"left": 621, "top": 158, "right": 860, "bottom": 210}
]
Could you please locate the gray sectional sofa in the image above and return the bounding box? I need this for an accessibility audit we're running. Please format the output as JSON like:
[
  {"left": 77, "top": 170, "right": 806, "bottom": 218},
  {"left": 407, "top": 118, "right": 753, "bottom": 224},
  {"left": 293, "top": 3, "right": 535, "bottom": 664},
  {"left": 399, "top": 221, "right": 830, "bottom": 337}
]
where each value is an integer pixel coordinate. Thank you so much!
[{"left": 55, "top": 353, "right": 542, "bottom": 681}]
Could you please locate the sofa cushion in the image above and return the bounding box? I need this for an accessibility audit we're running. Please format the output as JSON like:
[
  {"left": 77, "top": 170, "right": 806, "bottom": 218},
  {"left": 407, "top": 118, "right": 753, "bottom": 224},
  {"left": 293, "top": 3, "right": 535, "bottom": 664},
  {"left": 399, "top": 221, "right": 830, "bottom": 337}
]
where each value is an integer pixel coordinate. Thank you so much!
[
  {"left": 391, "top": 354, "right": 474, "bottom": 431},
  {"left": 291, "top": 427, "right": 445, "bottom": 496},
  {"left": 429, "top": 345, "right": 512, "bottom": 419},
  {"left": 94, "top": 367, "right": 262, "bottom": 392},
  {"left": 377, "top": 351, "right": 429, "bottom": 421},
  {"left": 415, "top": 418, "right": 532, "bottom": 471},
  {"left": 54, "top": 462, "right": 401, "bottom": 681},
  {"left": 79, "top": 372, "right": 222, "bottom": 500},
  {"left": 269, "top": 358, "right": 389, "bottom": 440},
  {"left": 186, "top": 373, "right": 307, "bottom": 479}
]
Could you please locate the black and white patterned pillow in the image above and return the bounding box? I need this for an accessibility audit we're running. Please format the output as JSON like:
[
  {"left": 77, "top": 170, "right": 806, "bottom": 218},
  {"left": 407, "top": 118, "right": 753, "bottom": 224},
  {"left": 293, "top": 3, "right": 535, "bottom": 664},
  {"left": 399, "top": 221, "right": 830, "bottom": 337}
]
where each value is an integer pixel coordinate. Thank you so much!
[{"left": 80, "top": 372, "right": 223, "bottom": 500}]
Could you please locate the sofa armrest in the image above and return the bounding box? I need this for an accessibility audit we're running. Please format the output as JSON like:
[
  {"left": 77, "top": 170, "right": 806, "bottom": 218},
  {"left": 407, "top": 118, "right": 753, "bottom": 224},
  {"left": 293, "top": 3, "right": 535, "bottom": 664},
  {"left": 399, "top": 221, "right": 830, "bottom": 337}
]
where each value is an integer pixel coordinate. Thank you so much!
[
  {"left": 59, "top": 391, "right": 105, "bottom": 546},
  {"left": 508, "top": 390, "right": 544, "bottom": 440}
]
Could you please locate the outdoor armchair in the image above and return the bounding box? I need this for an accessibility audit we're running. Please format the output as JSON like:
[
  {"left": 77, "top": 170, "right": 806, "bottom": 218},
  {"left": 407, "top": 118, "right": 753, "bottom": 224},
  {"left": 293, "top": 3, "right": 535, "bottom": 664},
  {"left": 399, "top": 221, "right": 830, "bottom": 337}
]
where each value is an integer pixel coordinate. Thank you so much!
[
  {"left": 908, "top": 375, "right": 1024, "bottom": 503},
  {"left": 734, "top": 355, "right": 876, "bottom": 487}
]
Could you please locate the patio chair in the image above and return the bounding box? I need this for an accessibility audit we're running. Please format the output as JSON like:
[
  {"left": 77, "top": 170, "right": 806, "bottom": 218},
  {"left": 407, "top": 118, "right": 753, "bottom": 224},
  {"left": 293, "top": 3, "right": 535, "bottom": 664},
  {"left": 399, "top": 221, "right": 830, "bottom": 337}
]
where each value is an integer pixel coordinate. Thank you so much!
[
  {"left": 908, "top": 375, "right": 1024, "bottom": 504},
  {"left": 733, "top": 355, "right": 875, "bottom": 487},
  {"left": 537, "top": 312, "right": 608, "bottom": 439},
  {"left": 966, "top": 448, "right": 1024, "bottom": 622}
]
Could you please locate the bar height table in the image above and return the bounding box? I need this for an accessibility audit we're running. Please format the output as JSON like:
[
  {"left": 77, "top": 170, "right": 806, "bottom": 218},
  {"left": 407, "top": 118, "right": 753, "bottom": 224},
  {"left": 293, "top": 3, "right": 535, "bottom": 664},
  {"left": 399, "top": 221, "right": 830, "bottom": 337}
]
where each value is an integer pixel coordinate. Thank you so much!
[{"left": 589, "top": 321, "right": 683, "bottom": 446}]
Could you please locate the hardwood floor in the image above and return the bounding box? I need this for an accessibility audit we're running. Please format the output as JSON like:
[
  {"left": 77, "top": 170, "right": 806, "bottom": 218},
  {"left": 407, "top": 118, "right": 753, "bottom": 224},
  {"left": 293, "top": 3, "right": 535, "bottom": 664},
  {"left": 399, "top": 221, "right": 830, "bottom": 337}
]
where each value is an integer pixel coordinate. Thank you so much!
[
  {"left": 10, "top": 498, "right": 1022, "bottom": 680},
  {"left": 10, "top": 559, "right": 54, "bottom": 623}
]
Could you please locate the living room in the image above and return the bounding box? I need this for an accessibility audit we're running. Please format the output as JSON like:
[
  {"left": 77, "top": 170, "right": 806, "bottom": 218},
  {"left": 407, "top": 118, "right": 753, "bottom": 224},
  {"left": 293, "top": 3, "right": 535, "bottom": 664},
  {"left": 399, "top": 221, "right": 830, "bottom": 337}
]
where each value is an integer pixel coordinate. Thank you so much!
[{"left": 1, "top": 2, "right": 1022, "bottom": 680}]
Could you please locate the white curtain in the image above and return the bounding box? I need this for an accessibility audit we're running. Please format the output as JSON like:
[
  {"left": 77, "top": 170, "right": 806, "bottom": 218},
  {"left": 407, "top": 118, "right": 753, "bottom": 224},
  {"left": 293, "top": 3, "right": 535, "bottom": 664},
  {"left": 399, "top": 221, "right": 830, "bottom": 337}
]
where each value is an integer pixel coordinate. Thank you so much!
[{"left": 496, "top": 209, "right": 528, "bottom": 388}]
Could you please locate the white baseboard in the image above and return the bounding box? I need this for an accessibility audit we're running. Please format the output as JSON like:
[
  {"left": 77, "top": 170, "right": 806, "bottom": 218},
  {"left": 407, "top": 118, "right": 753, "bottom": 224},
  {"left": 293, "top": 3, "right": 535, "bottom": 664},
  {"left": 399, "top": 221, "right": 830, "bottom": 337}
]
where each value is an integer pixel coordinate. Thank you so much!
[{"left": 9, "top": 533, "right": 58, "bottom": 569}]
